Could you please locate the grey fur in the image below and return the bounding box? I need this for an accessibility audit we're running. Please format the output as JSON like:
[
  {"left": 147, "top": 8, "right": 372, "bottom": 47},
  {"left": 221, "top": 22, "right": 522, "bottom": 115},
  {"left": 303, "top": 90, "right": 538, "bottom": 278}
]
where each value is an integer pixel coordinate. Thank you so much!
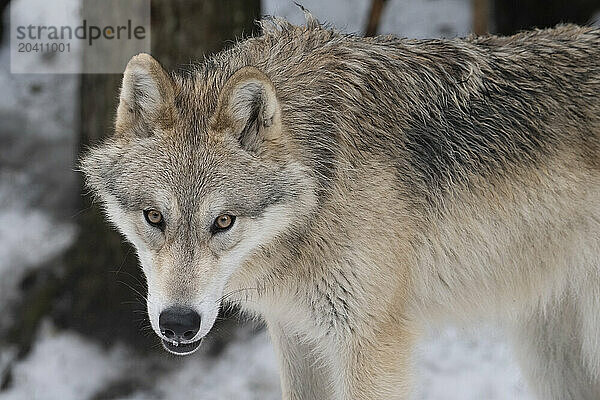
[{"left": 82, "top": 15, "right": 600, "bottom": 400}]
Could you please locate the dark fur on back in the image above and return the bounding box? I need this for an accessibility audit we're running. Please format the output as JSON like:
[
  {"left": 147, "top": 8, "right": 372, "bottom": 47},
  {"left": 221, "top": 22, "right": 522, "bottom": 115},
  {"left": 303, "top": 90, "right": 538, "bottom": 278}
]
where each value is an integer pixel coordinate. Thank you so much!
[{"left": 176, "top": 18, "right": 599, "bottom": 208}]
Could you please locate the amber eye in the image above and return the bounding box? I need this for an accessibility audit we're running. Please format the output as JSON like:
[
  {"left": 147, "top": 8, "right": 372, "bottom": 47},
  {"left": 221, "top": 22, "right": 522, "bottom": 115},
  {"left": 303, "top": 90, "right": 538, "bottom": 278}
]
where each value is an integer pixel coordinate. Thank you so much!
[
  {"left": 144, "top": 209, "right": 164, "bottom": 229},
  {"left": 213, "top": 214, "right": 235, "bottom": 232}
]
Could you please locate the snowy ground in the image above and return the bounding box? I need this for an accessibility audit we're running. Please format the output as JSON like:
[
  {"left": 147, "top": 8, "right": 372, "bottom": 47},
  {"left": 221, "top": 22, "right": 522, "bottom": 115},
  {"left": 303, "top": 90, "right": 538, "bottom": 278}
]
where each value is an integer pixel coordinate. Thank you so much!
[
  {"left": 2, "top": 322, "right": 281, "bottom": 400},
  {"left": 1, "top": 321, "right": 533, "bottom": 400},
  {"left": 0, "top": 1, "right": 540, "bottom": 399}
]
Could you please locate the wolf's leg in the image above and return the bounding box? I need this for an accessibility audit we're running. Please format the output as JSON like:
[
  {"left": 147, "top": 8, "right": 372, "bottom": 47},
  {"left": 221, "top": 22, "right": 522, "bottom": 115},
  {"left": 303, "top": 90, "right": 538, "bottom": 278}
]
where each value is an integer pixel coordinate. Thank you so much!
[
  {"left": 510, "top": 292, "right": 600, "bottom": 399},
  {"left": 332, "top": 327, "right": 415, "bottom": 400},
  {"left": 268, "top": 322, "right": 334, "bottom": 400}
]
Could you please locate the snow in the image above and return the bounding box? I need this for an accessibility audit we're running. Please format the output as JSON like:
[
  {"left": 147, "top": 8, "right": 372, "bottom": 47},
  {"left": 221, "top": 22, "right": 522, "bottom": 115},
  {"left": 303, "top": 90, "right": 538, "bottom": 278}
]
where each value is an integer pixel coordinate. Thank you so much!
[
  {"left": 9, "top": 0, "right": 83, "bottom": 74},
  {"left": 1, "top": 322, "right": 131, "bottom": 400},
  {"left": 0, "top": 323, "right": 532, "bottom": 400},
  {"left": 119, "top": 331, "right": 281, "bottom": 400},
  {"left": 1, "top": 322, "right": 279, "bottom": 400},
  {"left": 414, "top": 327, "right": 532, "bottom": 400},
  {"left": 1, "top": 0, "right": 80, "bottom": 131},
  {"left": 0, "top": 208, "right": 75, "bottom": 308}
]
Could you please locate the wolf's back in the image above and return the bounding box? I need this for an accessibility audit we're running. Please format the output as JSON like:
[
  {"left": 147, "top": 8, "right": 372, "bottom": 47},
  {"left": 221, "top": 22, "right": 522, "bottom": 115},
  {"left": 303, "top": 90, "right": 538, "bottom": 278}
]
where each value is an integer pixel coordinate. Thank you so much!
[{"left": 202, "top": 22, "right": 600, "bottom": 204}]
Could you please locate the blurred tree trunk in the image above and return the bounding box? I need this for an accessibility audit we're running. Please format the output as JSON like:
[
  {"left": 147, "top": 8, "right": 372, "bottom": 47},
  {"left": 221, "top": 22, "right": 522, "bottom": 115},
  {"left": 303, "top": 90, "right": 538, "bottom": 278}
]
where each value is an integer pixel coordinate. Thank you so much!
[
  {"left": 13, "top": 0, "right": 260, "bottom": 353},
  {"left": 472, "top": 0, "right": 490, "bottom": 35},
  {"left": 364, "top": 0, "right": 389, "bottom": 37},
  {"left": 493, "top": 0, "right": 598, "bottom": 35},
  {"left": 0, "top": 0, "right": 9, "bottom": 43}
]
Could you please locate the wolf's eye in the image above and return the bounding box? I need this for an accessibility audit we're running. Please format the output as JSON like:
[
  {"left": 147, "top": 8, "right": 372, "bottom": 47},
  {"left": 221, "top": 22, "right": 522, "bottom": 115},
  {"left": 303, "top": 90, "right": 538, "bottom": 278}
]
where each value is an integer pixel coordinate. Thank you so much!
[
  {"left": 144, "top": 209, "right": 164, "bottom": 229},
  {"left": 212, "top": 214, "right": 235, "bottom": 232}
]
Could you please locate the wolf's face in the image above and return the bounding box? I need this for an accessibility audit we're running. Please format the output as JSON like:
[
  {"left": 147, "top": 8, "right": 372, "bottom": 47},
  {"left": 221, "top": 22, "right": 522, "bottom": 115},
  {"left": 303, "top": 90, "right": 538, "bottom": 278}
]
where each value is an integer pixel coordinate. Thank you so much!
[{"left": 82, "top": 54, "right": 317, "bottom": 355}]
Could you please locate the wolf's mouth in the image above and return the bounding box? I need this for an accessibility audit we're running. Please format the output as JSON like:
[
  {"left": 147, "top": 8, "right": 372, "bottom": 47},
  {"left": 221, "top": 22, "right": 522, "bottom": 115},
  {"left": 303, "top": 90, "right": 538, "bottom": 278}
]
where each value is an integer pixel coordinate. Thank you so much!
[{"left": 161, "top": 338, "right": 203, "bottom": 355}]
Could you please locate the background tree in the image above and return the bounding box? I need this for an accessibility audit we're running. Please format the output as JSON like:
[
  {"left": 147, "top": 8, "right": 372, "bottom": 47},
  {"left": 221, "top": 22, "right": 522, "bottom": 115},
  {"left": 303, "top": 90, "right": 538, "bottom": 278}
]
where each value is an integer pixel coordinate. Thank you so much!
[{"left": 365, "top": 0, "right": 389, "bottom": 37}]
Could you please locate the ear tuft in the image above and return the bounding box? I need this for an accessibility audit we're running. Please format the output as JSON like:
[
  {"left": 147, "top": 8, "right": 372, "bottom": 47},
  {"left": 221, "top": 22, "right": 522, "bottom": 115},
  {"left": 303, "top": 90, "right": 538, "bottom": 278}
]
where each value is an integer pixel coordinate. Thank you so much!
[
  {"left": 116, "top": 53, "right": 174, "bottom": 136},
  {"left": 211, "top": 66, "right": 281, "bottom": 153}
]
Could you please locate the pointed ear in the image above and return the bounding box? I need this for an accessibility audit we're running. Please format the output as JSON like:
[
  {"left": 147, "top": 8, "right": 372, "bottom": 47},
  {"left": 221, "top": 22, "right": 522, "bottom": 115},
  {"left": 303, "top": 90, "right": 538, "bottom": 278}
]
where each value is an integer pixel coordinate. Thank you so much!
[
  {"left": 115, "top": 53, "right": 175, "bottom": 136},
  {"left": 211, "top": 66, "right": 282, "bottom": 153}
]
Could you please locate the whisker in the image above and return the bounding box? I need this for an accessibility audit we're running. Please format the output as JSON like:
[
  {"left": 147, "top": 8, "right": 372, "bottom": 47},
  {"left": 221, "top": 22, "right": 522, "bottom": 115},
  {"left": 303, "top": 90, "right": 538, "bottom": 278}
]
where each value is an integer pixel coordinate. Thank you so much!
[{"left": 218, "top": 287, "right": 259, "bottom": 303}]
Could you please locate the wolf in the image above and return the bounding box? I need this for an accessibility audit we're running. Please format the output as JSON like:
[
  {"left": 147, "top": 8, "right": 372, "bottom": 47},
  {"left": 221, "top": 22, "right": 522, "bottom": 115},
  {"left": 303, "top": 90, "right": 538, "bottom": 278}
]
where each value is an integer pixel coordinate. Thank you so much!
[{"left": 81, "top": 13, "right": 600, "bottom": 400}]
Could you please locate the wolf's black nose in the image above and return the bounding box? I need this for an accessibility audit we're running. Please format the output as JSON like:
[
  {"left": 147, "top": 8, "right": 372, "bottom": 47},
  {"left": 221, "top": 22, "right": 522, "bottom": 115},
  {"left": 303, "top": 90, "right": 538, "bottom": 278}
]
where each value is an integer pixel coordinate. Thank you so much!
[{"left": 159, "top": 306, "right": 201, "bottom": 341}]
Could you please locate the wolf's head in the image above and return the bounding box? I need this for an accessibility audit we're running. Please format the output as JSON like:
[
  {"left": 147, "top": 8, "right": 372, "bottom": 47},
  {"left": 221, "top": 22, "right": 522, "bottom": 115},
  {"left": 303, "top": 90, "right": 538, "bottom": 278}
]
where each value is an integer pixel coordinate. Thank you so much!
[{"left": 81, "top": 54, "right": 317, "bottom": 354}]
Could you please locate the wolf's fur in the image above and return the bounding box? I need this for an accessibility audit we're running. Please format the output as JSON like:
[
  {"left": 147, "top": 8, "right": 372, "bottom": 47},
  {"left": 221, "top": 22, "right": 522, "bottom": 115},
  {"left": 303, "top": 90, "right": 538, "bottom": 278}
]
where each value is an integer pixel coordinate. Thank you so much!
[{"left": 82, "top": 14, "right": 600, "bottom": 399}]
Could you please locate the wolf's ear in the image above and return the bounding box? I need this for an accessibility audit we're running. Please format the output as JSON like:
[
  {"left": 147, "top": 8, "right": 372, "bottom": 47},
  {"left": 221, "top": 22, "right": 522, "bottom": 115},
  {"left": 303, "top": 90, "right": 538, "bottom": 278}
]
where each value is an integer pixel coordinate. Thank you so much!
[
  {"left": 211, "top": 66, "right": 281, "bottom": 153},
  {"left": 115, "top": 53, "right": 175, "bottom": 136}
]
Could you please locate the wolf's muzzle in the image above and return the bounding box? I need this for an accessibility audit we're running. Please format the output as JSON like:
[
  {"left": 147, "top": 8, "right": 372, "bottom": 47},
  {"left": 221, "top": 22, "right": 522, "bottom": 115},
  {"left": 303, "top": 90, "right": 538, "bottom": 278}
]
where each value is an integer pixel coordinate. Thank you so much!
[{"left": 159, "top": 305, "right": 202, "bottom": 354}]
